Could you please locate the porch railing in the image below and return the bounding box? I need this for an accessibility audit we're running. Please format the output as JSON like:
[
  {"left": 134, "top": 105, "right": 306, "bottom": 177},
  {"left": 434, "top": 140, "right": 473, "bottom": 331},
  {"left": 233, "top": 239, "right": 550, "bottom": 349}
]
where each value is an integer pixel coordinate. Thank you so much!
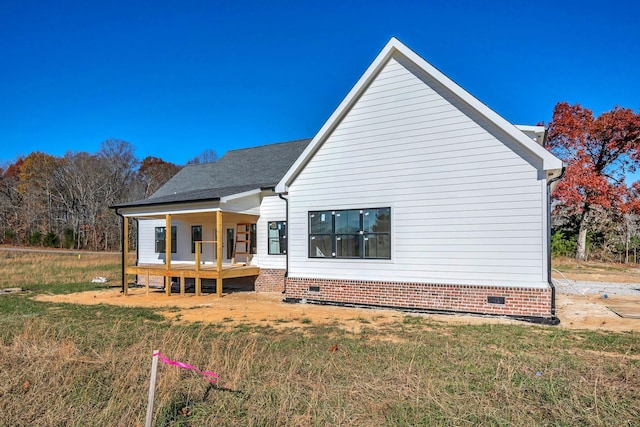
[{"left": 194, "top": 240, "right": 217, "bottom": 271}]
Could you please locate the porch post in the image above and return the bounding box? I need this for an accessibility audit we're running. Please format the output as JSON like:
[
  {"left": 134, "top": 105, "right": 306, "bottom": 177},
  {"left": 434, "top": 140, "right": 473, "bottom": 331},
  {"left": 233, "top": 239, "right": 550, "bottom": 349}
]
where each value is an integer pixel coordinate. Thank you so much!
[
  {"left": 216, "top": 210, "right": 223, "bottom": 298},
  {"left": 165, "top": 214, "right": 172, "bottom": 296},
  {"left": 195, "top": 242, "right": 201, "bottom": 270},
  {"left": 123, "top": 216, "right": 129, "bottom": 296},
  {"left": 195, "top": 241, "right": 201, "bottom": 296}
]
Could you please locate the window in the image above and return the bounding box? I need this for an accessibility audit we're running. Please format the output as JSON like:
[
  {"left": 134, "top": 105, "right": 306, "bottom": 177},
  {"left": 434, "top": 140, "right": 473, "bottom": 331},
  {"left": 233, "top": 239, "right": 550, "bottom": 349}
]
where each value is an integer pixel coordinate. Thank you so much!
[
  {"left": 191, "top": 225, "right": 202, "bottom": 253},
  {"left": 309, "top": 211, "right": 333, "bottom": 257},
  {"left": 155, "top": 226, "right": 176, "bottom": 253},
  {"left": 250, "top": 223, "right": 257, "bottom": 255},
  {"left": 309, "top": 208, "right": 390, "bottom": 259},
  {"left": 268, "top": 221, "right": 287, "bottom": 255}
]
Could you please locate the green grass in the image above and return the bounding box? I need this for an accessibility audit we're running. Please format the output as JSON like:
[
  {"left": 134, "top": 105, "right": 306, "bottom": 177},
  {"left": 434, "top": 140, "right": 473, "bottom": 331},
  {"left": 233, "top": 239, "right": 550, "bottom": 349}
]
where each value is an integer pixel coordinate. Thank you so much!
[
  {"left": 0, "top": 250, "right": 122, "bottom": 291},
  {"left": 0, "top": 250, "right": 639, "bottom": 425}
]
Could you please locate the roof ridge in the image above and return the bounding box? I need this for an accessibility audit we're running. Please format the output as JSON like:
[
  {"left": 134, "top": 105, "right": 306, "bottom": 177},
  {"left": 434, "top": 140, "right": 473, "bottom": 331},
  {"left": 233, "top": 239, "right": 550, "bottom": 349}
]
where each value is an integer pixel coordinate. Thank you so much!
[{"left": 225, "top": 138, "right": 312, "bottom": 154}]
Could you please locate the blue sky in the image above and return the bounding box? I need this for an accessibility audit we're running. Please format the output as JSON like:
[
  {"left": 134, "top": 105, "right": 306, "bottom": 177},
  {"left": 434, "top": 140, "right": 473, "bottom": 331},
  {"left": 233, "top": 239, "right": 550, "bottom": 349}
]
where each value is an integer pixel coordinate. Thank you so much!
[{"left": 1, "top": 0, "right": 638, "bottom": 166}]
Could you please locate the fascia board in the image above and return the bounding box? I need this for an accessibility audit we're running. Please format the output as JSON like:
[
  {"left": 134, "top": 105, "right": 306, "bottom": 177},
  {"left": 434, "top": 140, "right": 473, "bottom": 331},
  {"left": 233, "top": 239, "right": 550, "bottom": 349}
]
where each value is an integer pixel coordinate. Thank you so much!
[
  {"left": 219, "top": 188, "right": 262, "bottom": 203},
  {"left": 395, "top": 42, "right": 563, "bottom": 171},
  {"left": 118, "top": 202, "right": 221, "bottom": 218},
  {"left": 276, "top": 38, "right": 399, "bottom": 193},
  {"left": 515, "top": 125, "right": 546, "bottom": 133},
  {"left": 276, "top": 38, "right": 562, "bottom": 194}
]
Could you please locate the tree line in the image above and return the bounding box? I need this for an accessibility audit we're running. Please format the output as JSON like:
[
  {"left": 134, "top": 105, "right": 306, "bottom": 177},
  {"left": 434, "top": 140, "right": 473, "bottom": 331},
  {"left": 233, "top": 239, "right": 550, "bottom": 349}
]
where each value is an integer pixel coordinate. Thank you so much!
[
  {"left": 2, "top": 102, "right": 640, "bottom": 261},
  {"left": 0, "top": 140, "right": 215, "bottom": 251}
]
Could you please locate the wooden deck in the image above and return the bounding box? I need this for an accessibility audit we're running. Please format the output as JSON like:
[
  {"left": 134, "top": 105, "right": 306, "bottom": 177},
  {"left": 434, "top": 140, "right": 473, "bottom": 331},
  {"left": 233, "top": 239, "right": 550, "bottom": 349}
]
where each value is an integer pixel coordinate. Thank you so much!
[{"left": 124, "top": 263, "right": 260, "bottom": 297}]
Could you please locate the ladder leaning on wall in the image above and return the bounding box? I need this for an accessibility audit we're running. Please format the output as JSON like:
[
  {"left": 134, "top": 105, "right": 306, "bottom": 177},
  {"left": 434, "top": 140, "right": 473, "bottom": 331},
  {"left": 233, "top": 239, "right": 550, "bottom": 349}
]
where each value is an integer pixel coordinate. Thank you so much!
[{"left": 232, "top": 223, "right": 251, "bottom": 265}]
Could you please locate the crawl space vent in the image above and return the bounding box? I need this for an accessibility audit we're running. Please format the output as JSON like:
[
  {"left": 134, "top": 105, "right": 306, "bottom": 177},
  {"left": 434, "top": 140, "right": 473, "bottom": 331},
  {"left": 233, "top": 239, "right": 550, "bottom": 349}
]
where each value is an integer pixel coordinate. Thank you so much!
[
  {"left": 308, "top": 286, "right": 320, "bottom": 292},
  {"left": 487, "top": 296, "right": 506, "bottom": 305}
]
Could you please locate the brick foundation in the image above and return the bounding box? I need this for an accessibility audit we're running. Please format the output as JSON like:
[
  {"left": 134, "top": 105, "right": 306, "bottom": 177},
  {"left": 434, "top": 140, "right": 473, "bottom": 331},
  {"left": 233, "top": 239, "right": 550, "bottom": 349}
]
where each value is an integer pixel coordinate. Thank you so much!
[
  {"left": 255, "top": 269, "right": 286, "bottom": 292},
  {"left": 285, "top": 277, "right": 553, "bottom": 318}
]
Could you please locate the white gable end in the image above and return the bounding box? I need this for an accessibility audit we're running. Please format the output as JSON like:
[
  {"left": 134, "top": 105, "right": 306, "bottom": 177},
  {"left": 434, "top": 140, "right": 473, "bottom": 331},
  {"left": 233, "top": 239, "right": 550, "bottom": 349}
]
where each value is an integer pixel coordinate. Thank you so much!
[{"left": 286, "top": 52, "right": 550, "bottom": 287}]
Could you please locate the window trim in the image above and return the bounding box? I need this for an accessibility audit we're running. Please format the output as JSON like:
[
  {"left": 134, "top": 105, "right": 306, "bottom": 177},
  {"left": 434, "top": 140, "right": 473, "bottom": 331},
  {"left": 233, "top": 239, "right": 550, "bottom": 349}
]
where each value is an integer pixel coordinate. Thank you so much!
[
  {"left": 308, "top": 208, "right": 391, "bottom": 260},
  {"left": 267, "top": 221, "right": 287, "bottom": 255}
]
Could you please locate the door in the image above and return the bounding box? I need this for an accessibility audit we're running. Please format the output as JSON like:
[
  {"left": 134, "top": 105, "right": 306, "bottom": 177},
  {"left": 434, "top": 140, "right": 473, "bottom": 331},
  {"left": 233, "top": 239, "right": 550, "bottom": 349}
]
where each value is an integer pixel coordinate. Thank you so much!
[
  {"left": 213, "top": 225, "right": 235, "bottom": 262},
  {"left": 226, "top": 227, "right": 235, "bottom": 260}
]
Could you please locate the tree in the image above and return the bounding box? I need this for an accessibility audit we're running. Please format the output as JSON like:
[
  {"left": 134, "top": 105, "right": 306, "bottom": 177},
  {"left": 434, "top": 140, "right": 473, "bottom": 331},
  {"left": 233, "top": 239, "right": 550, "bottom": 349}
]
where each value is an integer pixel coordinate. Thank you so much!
[
  {"left": 17, "top": 152, "right": 61, "bottom": 242},
  {"left": 0, "top": 158, "right": 25, "bottom": 243},
  {"left": 547, "top": 102, "right": 640, "bottom": 260},
  {"left": 0, "top": 141, "right": 185, "bottom": 251},
  {"left": 97, "top": 139, "right": 139, "bottom": 250},
  {"left": 135, "top": 156, "right": 181, "bottom": 198},
  {"left": 186, "top": 149, "right": 218, "bottom": 165}
]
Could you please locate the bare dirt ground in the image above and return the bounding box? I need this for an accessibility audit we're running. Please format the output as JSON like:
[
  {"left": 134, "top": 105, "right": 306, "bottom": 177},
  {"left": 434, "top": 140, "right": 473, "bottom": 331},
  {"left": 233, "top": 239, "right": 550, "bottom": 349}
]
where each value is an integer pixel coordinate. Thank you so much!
[{"left": 36, "top": 281, "right": 640, "bottom": 333}]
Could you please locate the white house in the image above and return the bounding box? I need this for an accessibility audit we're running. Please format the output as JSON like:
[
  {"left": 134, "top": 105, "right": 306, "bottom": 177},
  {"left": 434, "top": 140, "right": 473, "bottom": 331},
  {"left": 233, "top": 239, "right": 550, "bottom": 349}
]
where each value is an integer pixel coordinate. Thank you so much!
[{"left": 113, "top": 38, "right": 564, "bottom": 322}]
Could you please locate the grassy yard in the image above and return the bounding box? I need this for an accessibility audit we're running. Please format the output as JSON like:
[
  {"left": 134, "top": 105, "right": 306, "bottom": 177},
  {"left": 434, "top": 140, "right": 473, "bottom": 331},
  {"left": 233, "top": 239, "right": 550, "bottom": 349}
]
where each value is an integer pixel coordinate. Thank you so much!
[{"left": 0, "top": 250, "right": 639, "bottom": 426}]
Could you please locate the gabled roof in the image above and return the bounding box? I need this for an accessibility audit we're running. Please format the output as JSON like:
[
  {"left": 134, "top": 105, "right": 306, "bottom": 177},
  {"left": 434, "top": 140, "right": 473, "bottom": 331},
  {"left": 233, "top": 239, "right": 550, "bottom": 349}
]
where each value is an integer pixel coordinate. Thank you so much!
[
  {"left": 276, "top": 38, "right": 563, "bottom": 193},
  {"left": 114, "top": 138, "right": 311, "bottom": 209}
]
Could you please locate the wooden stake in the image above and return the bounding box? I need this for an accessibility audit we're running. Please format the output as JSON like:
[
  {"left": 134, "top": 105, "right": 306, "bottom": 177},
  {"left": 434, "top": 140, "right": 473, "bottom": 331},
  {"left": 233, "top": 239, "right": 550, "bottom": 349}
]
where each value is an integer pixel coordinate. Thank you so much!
[{"left": 145, "top": 350, "right": 159, "bottom": 427}]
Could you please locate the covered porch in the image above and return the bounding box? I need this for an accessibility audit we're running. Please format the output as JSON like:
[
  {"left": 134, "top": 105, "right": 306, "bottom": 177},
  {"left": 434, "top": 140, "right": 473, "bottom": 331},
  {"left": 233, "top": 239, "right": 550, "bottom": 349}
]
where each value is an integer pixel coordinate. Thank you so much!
[{"left": 121, "top": 208, "right": 260, "bottom": 297}]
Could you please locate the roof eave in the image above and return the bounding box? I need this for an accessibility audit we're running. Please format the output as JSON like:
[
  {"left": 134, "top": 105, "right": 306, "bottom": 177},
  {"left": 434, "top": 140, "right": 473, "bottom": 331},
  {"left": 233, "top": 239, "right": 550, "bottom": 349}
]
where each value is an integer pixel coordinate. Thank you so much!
[
  {"left": 110, "top": 196, "right": 222, "bottom": 211},
  {"left": 276, "top": 37, "right": 563, "bottom": 193},
  {"left": 220, "top": 188, "right": 262, "bottom": 203},
  {"left": 276, "top": 39, "right": 399, "bottom": 193}
]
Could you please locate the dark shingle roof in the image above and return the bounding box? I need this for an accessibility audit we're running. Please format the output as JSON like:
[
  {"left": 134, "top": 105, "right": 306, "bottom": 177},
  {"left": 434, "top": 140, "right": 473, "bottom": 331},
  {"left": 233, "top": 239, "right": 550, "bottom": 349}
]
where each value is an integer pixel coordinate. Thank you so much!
[
  {"left": 113, "top": 184, "right": 261, "bottom": 208},
  {"left": 113, "top": 138, "right": 311, "bottom": 209}
]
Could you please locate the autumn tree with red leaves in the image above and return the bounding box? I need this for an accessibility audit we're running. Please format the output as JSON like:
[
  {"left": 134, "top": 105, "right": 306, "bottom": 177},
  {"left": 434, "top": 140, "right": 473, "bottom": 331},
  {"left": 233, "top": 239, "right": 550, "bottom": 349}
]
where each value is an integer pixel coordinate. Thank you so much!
[
  {"left": 547, "top": 102, "right": 640, "bottom": 260},
  {"left": 136, "top": 156, "right": 182, "bottom": 198}
]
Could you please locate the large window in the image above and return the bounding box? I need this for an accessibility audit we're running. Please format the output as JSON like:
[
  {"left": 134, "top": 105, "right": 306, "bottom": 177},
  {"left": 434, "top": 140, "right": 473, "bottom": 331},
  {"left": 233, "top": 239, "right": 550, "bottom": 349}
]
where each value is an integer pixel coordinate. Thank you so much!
[
  {"left": 268, "top": 221, "right": 287, "bottom": 255},
  {"left": 155, "top": 226, "right": 176, "bottom": 253},
  {"left": 309, "top": 208, "right": 390, "bottom": 259},
  {"left": 191, "top": 225, "right": 202, "bottom": 253}
]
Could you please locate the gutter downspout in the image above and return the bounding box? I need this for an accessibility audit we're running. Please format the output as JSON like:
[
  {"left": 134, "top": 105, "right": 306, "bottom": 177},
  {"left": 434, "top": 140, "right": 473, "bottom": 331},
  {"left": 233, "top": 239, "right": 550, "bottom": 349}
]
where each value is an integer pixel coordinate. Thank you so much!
[
  {"left": 547, "top": 166, "right": 566, "bottom": 317},
  {"left": 134, "top": 218, "right": 139, "bottom": 283},
  {"left": 115, "top": 208, "right": 126, "bottom": 294},
  {"left": 278, "top": 193, "right": 289, "bottom": 294}
]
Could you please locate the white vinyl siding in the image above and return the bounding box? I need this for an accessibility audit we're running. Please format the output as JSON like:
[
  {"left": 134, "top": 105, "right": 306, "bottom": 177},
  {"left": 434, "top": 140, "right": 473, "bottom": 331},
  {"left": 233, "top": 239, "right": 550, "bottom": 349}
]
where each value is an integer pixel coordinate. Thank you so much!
[
  {"left": 256, "top": 195, "right": 287, "bottom": 269},
  {"left": 138, "top": 218, "right": 167, "bottom": 264},
  {"left": 137, "top": 218, "right": 218, "bottom": 265},
  {"left": 287, "top": 55, "right": 548, "bottom": 288}
]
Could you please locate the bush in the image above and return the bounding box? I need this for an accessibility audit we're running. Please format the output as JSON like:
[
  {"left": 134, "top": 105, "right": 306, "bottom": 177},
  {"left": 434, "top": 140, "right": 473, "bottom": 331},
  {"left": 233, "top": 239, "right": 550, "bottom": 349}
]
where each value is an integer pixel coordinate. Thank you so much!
[
  {"left": 43, "top": 231, "right": 60, "bottom": 248},
  {"left": 63, "top": 228, "right": 75, "bottom": 249},
  {"left": 551, "top": 231, "right": 577, "bottom": 257},
  {"left": 28, "top": 231, "right": 42, "bottom": 246},
  {"left": 1, "top": 229, "right": 17, "bottom": 244}
]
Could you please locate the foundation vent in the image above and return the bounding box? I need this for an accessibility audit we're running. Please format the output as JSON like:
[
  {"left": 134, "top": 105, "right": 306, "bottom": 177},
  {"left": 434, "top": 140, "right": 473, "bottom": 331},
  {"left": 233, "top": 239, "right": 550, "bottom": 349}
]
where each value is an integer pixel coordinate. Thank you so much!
[
  {"left": 487, "top": 296, "right": 506, "bottom": 305},
  {"left": 309, "top": 286, "right": 320, "bottom": 292}
]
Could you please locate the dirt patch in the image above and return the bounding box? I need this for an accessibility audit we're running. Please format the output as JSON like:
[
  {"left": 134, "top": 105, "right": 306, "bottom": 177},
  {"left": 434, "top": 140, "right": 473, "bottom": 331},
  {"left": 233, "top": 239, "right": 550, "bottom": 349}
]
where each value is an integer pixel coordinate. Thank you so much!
[
  {"left": 34, "top": 286, "right": 640, "bottom": 332},
  {"left": 556, "top": 293, "right": 640, "bottom": 331},
  {"left": 553, "top": 271, "right": 640, "bottom": 284}
]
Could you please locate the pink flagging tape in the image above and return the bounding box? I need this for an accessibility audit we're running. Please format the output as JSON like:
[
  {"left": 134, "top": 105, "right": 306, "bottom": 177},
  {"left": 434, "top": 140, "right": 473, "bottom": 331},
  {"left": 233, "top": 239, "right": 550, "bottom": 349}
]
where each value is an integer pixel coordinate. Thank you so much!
[{"left": 153, "top": 352, "right": 219, "bottom": 384}]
